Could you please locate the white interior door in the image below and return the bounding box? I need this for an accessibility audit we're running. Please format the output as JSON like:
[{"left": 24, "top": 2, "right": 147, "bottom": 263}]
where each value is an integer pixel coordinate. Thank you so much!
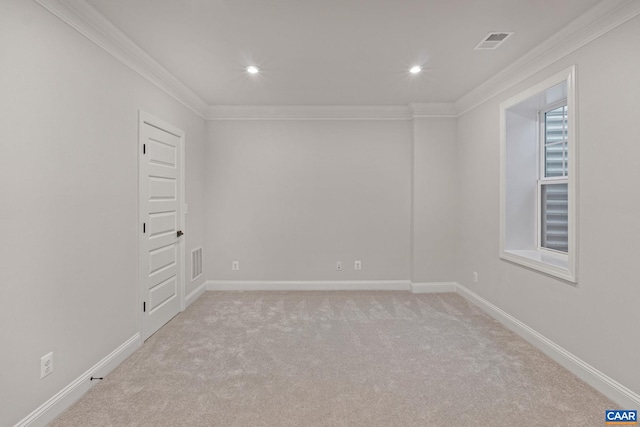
[{"left": 139, "top": 112, "right": 184, "bottom": 341}]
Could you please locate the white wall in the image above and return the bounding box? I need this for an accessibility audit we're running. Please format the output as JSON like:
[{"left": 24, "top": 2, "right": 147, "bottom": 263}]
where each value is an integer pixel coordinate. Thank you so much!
[
  {"left": 456, "top": 14, "right": 640, "bottom": 399},
  {"left": 206, "top": 120, "right": 411, "bottom": 281},
  {"left": 0, "top": 1, "right": 206, "bottom": 425},
  {"left": 411, "top": 118, "right": 458, "bottom": 282}
]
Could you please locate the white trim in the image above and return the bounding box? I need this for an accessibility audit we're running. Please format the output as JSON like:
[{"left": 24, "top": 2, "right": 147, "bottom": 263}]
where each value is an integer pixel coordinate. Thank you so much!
[
  {"left": 455, "top": 0, "right": 640, "bottom": 116},
  {"left": 206, "top": 280, "right": 411, "bottom": 291},
  {"left": 206, "top": 280, "right": 455, "bottom": 292},
  {"left": 207, "top": 105, "right": 402, "bottom": 120},
  {"left": 185, "top": 281, "right": 207, "bottom": 308},
  {"left": 501, "top": 250, "right": 574, "bottom": 283},
  {"left": 33, "top": 0, "right": 207, "bottom": 118},
  {"left": 409, "top": 103, "right": 457, "bottom": 118},
  {"left": 499, "top": 67, "right": 574, "bottom": 112},
  {"left": 206, "top": 105, "right": 411, "bottom": 120},
  {"left": 206, "top": 104, "right": 457, "bottom": 120},
  {"left": 410, "top": 282, "right": 458, "bottom": 293},
  {"left": 14, "top": 334, "right": 141, "bottom": 427},
  {"left": 455, "top": 284, "right": 640, "bottom": 410},
  {"left": 499, "top": 66, "right": 577, "bottom": 283}
]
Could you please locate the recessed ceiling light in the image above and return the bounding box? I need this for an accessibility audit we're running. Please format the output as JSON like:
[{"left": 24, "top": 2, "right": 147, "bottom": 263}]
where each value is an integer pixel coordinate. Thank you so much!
[
  {"left": 246, "top": 65, "right": 260, "bottom": 74},
  {"left": 409, "top": 65, "right": 422, "bottom": 74}
]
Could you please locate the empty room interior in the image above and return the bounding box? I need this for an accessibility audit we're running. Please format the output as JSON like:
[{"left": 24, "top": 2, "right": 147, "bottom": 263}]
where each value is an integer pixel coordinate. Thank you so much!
[{"left": 2, "top": 0, "right": 640, "bottom": 425}]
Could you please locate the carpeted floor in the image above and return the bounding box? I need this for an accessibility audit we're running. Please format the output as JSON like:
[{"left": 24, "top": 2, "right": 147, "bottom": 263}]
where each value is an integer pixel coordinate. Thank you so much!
[{"left": 51, "top": 291, "right": 616, "bottom": 426}]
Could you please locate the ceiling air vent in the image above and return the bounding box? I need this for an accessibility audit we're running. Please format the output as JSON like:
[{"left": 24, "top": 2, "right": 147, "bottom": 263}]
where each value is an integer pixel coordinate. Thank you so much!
[{"left": 474, "top": 32, "right": 513, "bottom": 50}]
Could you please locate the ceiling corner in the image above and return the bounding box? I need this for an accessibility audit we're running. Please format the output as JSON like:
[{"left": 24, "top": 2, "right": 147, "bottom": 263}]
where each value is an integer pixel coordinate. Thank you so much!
[{"left": 34, "top": 0, "right": 208, "bottom": 118}]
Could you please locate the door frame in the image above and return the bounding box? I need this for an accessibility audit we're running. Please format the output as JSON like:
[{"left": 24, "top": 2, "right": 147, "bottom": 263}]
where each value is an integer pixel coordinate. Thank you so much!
[{"left": 138, "top": 110, "right": 187, "bottom": 340}]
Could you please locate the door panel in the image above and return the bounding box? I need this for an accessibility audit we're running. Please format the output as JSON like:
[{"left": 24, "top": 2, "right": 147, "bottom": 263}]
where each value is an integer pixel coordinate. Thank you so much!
[
  {"left": 148, "top": 177, "right": 177, "bottom": 201},
  {"left": 148, "top": 244, "right": 177, "bottom": 275},
  {"left": 149, "top": 275, "right": 178, "bottom": 313},
  {"left": 140, "top": 114, "right": 184, "bottom": 341},
  {"left": 148, "top": 212, "right": 177, "bottom": 238}
]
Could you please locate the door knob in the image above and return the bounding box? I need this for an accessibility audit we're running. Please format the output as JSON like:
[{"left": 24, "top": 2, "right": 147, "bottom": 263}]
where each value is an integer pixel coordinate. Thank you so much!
[{"left": 177, "top": 230, "right": 184, "bottom": 237}]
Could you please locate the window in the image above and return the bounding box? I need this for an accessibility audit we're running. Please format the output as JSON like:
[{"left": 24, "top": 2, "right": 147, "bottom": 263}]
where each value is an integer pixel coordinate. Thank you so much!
[
  {"left": 539, "top": 103, "right": 568, "bottom": 253},
  {"left": 500, "top": 66, "right": 577, "bottom": 283}
]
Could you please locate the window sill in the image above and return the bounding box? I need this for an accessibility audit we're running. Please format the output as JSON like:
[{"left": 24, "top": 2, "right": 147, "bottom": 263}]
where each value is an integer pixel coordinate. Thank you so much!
[{"left": 501, "top": 249, "right": 576, "bottom": 283}]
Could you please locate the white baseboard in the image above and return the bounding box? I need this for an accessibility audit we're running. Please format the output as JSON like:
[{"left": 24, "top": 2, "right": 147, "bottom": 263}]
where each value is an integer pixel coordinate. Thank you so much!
[
  {"left": 16, "top": 282, "right": 639, "bottom": 426},
  {"left": 15, "top": 334, "right": 141, "bottom": 427},
  {"left": 185, "top": 280, "right": 207, "bottom": 308},
  {"left": 411, "top": 282, "right": 457, "bottom": 293},
  {"left": 206, "top": 280, "right": 411, "bottom": 291},
  {"left": 455, "top": 284, "right": 640, "bottom": 410},
  {"left": 207, "top": 280, "right": 456, "bottom": 294}
]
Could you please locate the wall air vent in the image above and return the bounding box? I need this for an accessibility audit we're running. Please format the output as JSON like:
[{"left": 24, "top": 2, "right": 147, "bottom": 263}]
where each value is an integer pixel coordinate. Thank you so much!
[
  {"left": 191, "top": 247, "right": 203, "bottom": 281},
  {"left": 474, "top": 32, "right": 514, "bottom": 50}
]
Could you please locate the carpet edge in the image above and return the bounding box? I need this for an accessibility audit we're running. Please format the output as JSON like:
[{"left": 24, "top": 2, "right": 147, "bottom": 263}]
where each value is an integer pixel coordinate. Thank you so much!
[
  {"left": 455, "top": 283, "right": 640, "bottom": 411},
  {"left": 15, "top": 333, "right": 141, "bottom": 427},
  {"left": 206, "top": 280, "right": 412, "bottom": 291}
]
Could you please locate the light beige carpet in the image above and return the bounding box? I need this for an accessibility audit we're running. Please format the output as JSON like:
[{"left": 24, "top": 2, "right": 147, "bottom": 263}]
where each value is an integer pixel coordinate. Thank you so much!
[{"left": 51, "top": 291, "right": 616, "bottom": 426}]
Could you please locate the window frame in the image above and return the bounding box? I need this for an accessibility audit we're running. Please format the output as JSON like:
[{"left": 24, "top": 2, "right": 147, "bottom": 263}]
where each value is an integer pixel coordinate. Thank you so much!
[
  {"left": 539, "top": 101, "right": 569, "bottom": 180},
  {"left": 499, "top": 65, "right": 577, "bottom": 283}
]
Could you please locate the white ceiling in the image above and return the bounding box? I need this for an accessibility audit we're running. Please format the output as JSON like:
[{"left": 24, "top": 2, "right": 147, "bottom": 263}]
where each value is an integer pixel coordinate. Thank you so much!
[{"left": 86, "top": 0, "right": 601, "bottom": 106}]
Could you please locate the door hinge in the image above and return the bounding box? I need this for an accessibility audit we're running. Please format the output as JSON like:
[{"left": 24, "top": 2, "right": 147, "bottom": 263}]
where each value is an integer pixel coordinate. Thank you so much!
[
  {"left": 143, "top": 301, "right": 146, "bottom": 312},
  {"left": 143, "top": 223, "right": 146, "bottom": 233},
  {"left": 143, "top": 144, "right": 146, "bottom": 154}
]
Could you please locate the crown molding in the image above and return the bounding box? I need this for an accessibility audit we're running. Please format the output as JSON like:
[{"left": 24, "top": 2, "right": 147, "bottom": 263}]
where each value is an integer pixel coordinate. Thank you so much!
[
  {"left": 206, "top": 103, "right": 458, "bottom": 120},
  {"left": 34, "top": 0, "right": 208, "bottom": 118},
  {"left": 454, "top": 0, "right": 640, "bottom": 116},
  {"left": 409, "top": 103, "right": 457, "bottom": 118},
  {"left": 207, "top": 105, "right": 410, "bottom": 120}
]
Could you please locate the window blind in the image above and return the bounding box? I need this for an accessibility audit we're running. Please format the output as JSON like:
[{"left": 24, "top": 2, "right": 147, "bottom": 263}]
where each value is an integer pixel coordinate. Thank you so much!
[
  {"left": 540, "top": 104, "right": 568, "bottom": 253},
  {"left": 540, "top": 182, "right": 568, "bottom": 252},
  {"left": 544, "top": 105, "right": 568, "bottom": 178}
]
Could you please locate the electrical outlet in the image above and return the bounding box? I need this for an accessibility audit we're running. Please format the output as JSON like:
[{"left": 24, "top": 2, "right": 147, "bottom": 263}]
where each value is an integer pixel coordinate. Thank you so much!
[
  {"left": 41, "top": 352, "right": 53, "bottom": 379},
  {"left": 232, "top": 261, "right": 239, "bottom": 271},
  {"left": 473, "top": 271, "right": 478, "bottom": 283},
  {"left": 354, "top": 260, "right": 362, "bottom": 270},
  {"left": 336, "top": 261, "right": 342, "bottom": 271}
]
